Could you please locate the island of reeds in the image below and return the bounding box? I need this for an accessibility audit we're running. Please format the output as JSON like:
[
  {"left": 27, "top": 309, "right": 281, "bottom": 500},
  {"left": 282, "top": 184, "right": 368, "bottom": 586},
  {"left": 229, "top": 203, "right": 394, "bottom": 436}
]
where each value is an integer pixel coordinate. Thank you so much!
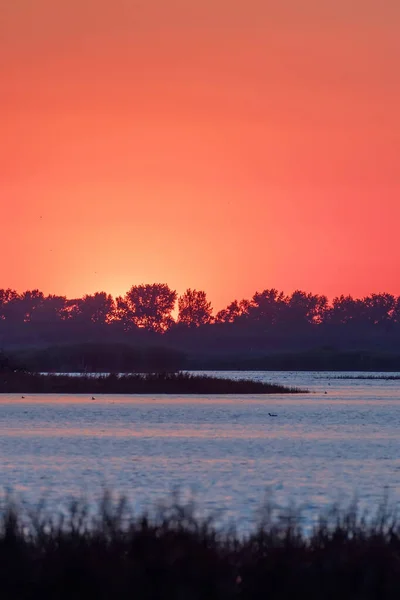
[
  {"left": 1, "top": 495, "right": 400, "bottom": 599},
  {"left": 0, "top": 370, "right": 306, "bottom": 395}
]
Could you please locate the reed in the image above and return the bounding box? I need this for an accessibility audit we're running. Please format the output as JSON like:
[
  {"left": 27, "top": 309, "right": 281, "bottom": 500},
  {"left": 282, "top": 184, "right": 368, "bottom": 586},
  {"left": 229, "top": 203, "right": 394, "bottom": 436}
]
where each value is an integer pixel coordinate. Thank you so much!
[
  {"left": 0, "top": 494, "right": 399, "bottom": 599},
  {"left": 0, "top": 371, "right": 306, "bottom": 394}
]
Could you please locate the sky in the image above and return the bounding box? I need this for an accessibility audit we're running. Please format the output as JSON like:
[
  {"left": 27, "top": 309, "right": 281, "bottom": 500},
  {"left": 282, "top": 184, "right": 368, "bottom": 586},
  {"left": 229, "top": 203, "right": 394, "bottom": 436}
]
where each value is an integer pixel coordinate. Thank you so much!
[{"left": 1, "top": 0, "right": 400, "bottom": 310}]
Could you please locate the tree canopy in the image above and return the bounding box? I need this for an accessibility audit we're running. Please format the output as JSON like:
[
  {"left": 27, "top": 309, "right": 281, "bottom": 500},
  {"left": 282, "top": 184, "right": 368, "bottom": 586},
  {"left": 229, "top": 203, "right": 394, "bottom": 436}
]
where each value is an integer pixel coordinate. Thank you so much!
[
  {"left": 1, "top": 286, "right": 400, "bottom": 345},
  {"left": 178, "top": 289, "right": 213, "bottom": 327},
  {"left": 116, "top": 284, "right": 177, "bottom": 333}
]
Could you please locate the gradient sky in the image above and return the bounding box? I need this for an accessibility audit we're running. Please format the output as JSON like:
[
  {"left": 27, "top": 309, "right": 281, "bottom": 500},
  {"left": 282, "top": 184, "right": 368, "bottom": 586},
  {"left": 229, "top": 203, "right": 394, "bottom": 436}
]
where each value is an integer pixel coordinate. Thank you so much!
[{"left": 2, "top": 0, "right": 400, "bottom": 309}]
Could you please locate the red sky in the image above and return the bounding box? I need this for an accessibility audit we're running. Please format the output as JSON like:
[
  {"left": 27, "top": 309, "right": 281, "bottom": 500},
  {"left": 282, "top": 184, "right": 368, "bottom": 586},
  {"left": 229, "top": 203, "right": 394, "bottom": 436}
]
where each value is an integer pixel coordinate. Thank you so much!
[{"left": 1, "top": 0, "right": 399, "bottom": 310}]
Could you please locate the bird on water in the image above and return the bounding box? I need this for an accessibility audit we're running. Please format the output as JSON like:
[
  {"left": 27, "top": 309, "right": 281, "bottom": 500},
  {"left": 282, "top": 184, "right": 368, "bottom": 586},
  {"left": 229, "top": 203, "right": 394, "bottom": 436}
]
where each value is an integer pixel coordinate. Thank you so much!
[{"left": 268, "top": 412, "right": 277, "bottom": 417}]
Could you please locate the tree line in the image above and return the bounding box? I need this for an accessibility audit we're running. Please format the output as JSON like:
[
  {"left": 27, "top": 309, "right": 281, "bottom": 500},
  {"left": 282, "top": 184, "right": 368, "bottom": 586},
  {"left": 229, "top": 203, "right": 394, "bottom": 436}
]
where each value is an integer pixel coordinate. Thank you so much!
[{"left": 1, "top": 285, "right": 400, "bottom": 332}]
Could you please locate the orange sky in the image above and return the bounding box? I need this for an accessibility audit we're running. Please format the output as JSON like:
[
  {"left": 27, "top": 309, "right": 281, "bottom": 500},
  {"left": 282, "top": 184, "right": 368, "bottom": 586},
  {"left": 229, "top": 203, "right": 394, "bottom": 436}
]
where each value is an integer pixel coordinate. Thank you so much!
[{"left": 1, "top": 0, "right": 400, "bottom": 310}]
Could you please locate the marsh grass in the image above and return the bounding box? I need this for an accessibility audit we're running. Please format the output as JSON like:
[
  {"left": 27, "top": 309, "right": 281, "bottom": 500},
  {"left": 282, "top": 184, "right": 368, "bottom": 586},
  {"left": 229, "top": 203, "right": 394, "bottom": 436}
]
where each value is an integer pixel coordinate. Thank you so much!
[
  {"left": 1, "top": 493, "right": 400, "bottom": 598},
  {"left": 0, "top": 371, "right": 306, "bottom": 394}
]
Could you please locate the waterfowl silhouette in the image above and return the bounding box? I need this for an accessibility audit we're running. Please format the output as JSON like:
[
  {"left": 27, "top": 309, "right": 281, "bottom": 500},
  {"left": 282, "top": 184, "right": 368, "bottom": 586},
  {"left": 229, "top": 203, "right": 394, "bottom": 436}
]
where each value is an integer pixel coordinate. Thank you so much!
[
  {"left": 91, "top": 396, "right": 96, "bottom": 400},
  {"left": 268, "top": 412, "right": 277, "bottom": 417}
]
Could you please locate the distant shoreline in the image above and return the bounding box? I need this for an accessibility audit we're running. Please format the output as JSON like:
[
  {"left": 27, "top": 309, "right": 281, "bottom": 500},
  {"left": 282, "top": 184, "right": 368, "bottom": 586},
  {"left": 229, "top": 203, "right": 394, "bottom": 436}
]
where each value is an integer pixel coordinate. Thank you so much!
[
  {"left": 0, "top": 372, "right": 307, "bottom": 395},
  {"left": 8, "top": 343, "right": 400, "bottom": 374}
]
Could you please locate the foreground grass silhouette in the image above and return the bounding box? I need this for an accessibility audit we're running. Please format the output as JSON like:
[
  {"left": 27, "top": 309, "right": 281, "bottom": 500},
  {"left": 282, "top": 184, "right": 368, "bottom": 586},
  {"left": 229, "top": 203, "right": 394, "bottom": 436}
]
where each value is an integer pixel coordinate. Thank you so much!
[
  {"left": 0, "top": 371, "right": 306, "bottom": 394},
  {"left": 1, "top": 494, "right": 400, "bottom": 599}
]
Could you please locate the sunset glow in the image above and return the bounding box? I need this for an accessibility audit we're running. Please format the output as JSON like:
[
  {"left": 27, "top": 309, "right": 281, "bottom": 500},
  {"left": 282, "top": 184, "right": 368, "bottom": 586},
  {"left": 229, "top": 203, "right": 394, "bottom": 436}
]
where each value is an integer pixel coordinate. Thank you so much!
[{"left": 2, "top": 0, "right": 399, "bottom": 309}]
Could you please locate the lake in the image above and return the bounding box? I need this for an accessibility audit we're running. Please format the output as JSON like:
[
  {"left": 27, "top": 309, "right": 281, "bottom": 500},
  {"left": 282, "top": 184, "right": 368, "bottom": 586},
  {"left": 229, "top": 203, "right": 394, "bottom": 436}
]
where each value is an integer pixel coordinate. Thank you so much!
[{"left": 1, "top": 371, "right": 400, "bottom": 529}]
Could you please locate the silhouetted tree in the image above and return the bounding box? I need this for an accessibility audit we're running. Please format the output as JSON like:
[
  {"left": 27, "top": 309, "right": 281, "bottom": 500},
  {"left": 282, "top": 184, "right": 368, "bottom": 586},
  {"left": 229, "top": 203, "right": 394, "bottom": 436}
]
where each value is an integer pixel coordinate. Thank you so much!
[
  {"left": 2, "top": 290, "right": 44, "bottom": 323},
  {"left": 327, "top": 295, "right": 367, "bottom": 325},
  {"left": 247, "top": 289, "right": 287, "bottom": 326},
  {"left": 3, "top": 282, "right": 400, "bottom": 362},
  {"left": 70, "top": 292, "right": 114, "bottom": 325},
  {"left": 177, "top": 289, "right": 213, "bottom": 327},
  {"left": 30, "top": 295, "right": 68, "bottom": 324},
  {"left": 215, "top": 299, "right": 250, "bottom": 323},
  {"left": 0, "top": 289, "right": 18, "bottom": 320},
  {"left": 284, "top": 291, "right": 328, "bottom": 326},
  {"left": 116, "top": 284, "right": 177, "bottom": 332},
  {"left": 362, "top": 293, "right": 395, "bottom": 326},
  {"left": 392, "top": 297, "right": 400, "bottom": 325}
]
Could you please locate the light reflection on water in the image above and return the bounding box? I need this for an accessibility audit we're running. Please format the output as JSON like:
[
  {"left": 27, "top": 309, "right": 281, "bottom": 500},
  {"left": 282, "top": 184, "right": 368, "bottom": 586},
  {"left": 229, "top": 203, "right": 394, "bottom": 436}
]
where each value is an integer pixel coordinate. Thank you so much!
[{"left": 1, "top": 371, "right": 400, "bottom": 529}]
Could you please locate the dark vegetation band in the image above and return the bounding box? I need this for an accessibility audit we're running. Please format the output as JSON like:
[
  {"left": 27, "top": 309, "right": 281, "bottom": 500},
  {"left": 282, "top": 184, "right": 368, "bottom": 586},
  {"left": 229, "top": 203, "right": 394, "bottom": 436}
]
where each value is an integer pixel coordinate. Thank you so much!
[
  {"left": 0, "top": 494, "right": 399, "bottom": 599},
  {"left": 2, "top": 286, "right": 400, "bottom": 372}
]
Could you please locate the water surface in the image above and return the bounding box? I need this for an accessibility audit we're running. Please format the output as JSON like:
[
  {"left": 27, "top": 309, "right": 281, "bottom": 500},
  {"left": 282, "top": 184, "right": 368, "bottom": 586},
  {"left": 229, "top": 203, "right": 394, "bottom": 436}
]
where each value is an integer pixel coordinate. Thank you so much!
[{"left": 1, "top": 371, "right": 400, "bottom": 528}]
